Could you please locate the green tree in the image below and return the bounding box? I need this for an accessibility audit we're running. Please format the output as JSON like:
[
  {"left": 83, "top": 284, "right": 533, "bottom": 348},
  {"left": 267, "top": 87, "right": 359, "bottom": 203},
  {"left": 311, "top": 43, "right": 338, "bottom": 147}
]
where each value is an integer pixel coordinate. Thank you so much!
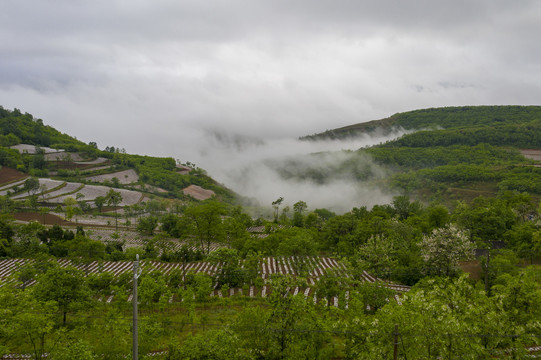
[
  {"left": 0, "top": 283, "right": 59, "bottom": 360},
  {"left": 272, "top": 197, "right": 284, "bottom": 223},
  {"left": 106, "top": 189, "right": 122, "bottom": 231},
  {"left": 33, "top": 265, "right": 91, "bottom": 325},
  {"left": 263, "top": 275, "right": 331, "bottom": 359},
  {"left": 346, "top": 275, "right": 511, "bottom": 359},
  {"left": 420, "top": 225, "right": 474, "bottom": 277},
  {"left": 183, "top": 201, "right": 226, "bottom": 254},
  {"left": 207, "top": 248, "right": 244, "bottom": 287},
  {"left": 23, "top": 177, "right": 40, "bottom": 197},
  {"left": 160, "top": 213, "right": 181, "bottom": 237},
  {"left": 292, "top": 200, "right": 307, "bottom": 227},
  {"left": 167, "top": 329, "right": 250, "bottom": 360},
  {"left": 137, "top": 215, "right": 158, "bottom": 236},
  {"left": 63, "top": 196, "right": 77, "bottom": 221},
  {"left": 53, "top": 338, "right": 94, "bottom": 360},
  {"left": 94, "top": 195, "right": 105, "bottom": 213}
]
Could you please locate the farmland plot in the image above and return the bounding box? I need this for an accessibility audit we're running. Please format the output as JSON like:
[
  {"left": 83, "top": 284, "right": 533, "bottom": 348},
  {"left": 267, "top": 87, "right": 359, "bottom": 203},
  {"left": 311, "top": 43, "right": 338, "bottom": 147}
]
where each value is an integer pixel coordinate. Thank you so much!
[
  {"left": 74, "top": 157, "right": 108, "bottom": 165},
  {"left": 85, "top": 169, "right": 139, "bottom": 184},
  {"left": 50, "top": 185, "right": 143, "bottom": 206},
  {"left": 0, "top": 167, "right": 28, "bottom": 187},
  {"left": 80, "top": 165, "right": 113, "bottom": 173},
  {"left": 43, "top": 152, "right": 84, "bottom": 161},
  {"left": 43, "top": 182, "right": 84, "bottom": 200},
  {"left": 10, "top": 144, "right": 63, "bottom": 154},
  {"left": 82, "top": 229, "right": 222, "bottom": 253},
  {"left": 0, "top": 256, "right": 409, "bottom": 306},
  {"left": 0, "top": 179, "right": 28, "bottom": 195},
  {"left": 182, "top": 185, "right": 215, "bottom": 200},
  {"left": 85, "top": 229, "right": 147, "bottom": 248},
  {"left": 9, "top": 179, "right": 65, "bottom": 199}
]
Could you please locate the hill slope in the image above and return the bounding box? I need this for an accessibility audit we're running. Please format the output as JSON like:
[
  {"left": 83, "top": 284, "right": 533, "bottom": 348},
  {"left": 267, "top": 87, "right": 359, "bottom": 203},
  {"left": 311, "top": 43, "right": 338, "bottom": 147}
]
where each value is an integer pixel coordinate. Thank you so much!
[
  {"left": 301, "top": 105, "right": 541, "bottom": 141},
  {"left": 0, "top": 106, "right": 235, "bottom": 205},
  {"left": 298, "top": 106, "right": 541, "bottom": 204}
]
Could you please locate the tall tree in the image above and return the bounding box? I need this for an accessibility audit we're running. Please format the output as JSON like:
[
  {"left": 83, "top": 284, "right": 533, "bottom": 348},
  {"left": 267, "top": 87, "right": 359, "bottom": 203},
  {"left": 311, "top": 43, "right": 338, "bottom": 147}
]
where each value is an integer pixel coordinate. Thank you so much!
[
  {"left": 183, "top": 201, "right": 226, "bottom": 254},
  {"left": 272, "top": 197, "right": 284, "bottom": 223},
  {"left": 420, "top": 225, "right": 474, "bottom": 277},
  {"left": 105, "top": 189, "right": 122, "bottom": 231},
  {"left": 33, "top": 265, "right": 91, "bottom": 325}
]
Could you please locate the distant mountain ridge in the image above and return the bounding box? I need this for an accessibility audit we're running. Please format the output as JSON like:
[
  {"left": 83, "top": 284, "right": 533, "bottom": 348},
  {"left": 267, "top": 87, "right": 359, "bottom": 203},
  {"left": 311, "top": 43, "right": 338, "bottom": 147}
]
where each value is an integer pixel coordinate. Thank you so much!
[
  {"left": 294, "top": 105, "right": 541, "bottom": 204},
  {"left": 301, "top": 105, "right": 541, "bottom": 141}
]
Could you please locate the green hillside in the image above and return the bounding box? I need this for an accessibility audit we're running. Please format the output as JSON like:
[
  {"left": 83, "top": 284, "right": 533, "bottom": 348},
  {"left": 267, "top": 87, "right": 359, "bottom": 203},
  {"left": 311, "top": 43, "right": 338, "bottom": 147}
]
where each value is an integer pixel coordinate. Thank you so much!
[
  {"left": 297, "top": 106, "right": 541, "bottom": 203},
  {"left": 0, "top": 105, "right": 540, "bottom": 359},
  {"left": 0, "top": 106, "right": 85, "bottom": 148},
  {"left": 302, "top": 105, "right": 541, "bottom": 141},
  {"left": 0, "top": 106, "right": 235, "bottom": 204}
]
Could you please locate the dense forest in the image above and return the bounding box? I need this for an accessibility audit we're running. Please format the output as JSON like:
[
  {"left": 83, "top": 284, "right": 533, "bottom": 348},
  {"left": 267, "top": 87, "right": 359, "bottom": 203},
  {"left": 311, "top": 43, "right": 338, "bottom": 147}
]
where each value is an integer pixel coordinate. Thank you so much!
[{"left": 0, "top": 106, "right": 540, "bottom": 359}]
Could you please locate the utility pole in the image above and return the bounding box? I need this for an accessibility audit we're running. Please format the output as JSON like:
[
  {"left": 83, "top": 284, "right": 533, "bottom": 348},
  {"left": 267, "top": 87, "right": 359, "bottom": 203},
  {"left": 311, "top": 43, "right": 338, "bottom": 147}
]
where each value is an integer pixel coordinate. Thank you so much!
[{"left": 133, "top": 254, "right": 142, "bottom": 360}]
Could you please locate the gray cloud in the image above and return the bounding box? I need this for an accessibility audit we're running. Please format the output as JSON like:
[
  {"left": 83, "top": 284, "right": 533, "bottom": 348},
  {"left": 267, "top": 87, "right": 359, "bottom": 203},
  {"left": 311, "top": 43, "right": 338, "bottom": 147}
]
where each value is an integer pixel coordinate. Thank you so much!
[{"left": 1, "top": 0, "right": 541, "bottom": 209}]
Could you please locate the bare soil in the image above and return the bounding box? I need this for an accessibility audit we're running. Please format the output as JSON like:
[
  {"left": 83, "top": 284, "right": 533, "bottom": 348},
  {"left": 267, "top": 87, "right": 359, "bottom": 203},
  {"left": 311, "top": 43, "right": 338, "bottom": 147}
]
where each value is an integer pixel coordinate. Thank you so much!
[
  {"left": 0, "top": 167, "right": 28, "bottom": 185},
  {"left": 85, "top": 169, "right": 139, "bottom": 184},
  {"left": 520, "top": 149, "right": 541, "bottom": 161},
  {"left": 13, "top": 212, "right": 76, "bottom": 226},
  {"left": 182, "top": 185, "right": 215, "bottom": 200}
]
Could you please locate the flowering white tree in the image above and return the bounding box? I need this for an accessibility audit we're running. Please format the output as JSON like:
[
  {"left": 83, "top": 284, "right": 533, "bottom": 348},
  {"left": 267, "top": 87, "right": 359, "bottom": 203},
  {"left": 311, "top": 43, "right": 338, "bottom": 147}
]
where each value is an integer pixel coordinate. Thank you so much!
[{"left": 420, "top": 225, "right": 474, "bottom": 276}]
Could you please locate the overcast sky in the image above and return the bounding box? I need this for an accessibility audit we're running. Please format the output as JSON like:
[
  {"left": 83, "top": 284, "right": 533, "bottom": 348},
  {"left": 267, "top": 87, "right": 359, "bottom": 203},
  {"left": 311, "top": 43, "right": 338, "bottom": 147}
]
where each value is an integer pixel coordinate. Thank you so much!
[{"left": 1, "top": 0, "right": 541, "bottom": 204}]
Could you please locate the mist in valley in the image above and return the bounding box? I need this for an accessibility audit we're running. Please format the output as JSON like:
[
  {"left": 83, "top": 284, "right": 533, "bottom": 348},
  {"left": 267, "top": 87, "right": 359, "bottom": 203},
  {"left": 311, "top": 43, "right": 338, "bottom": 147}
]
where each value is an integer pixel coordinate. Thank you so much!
[{"left": 194, "top": 128, "right": 407, "bottom": 214}]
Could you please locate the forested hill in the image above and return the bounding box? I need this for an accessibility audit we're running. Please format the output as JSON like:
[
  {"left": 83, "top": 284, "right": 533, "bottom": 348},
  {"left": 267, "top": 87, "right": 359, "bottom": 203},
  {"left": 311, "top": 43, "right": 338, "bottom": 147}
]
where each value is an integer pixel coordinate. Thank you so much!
[
  {"left": 0, "top": 106, "right": 84, "bottom": 148},
  {"left": 290, "top": 105, "right": 541, "bottom": 204},
  {"left": 301, "top": 105, "right": 541, "bottom": 141},
  {"left": 0, "top": 106, "right": 235, "bottom": 203}
]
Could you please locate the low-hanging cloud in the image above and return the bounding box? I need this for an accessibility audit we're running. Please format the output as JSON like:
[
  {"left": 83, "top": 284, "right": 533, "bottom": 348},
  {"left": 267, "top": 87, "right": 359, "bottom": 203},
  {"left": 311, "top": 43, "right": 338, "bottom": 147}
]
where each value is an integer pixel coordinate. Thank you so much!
[
  {"left": 1, "top": 0, "right": 540, "bottom": 214},
  {"left": 195, "top": 129, "right": 406, "bottom": 214}
]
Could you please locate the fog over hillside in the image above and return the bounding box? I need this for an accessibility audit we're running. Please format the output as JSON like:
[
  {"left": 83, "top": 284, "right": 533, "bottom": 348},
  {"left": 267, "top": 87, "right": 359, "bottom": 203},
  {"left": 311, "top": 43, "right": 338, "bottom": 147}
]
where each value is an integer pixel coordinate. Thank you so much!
[{"left": 192, "top": 128, "right": 407, "bottom": 213}]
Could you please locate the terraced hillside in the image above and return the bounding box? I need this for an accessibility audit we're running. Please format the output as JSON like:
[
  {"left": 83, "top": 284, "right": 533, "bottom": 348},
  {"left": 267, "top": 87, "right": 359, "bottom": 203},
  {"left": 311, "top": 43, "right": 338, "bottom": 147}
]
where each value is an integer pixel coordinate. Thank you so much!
[
  {"left": 0, "top": 256, "right": 409, "bottom": 306},
  {"left": 0, "top": 107, "right": 235, "bottom": 207}
]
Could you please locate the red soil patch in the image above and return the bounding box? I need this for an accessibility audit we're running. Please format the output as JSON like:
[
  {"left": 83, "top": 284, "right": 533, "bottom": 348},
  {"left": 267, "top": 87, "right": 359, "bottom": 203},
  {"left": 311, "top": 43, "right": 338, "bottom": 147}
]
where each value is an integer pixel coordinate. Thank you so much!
[
  {"left": 13, "top": 212, "right": 76, "bottom": 226},
  {"left": 0, "top": 167, "right": 27, "bottom": 185},
  {"left": 182, "top": 185, "right": 215, "bottom": 200}
]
